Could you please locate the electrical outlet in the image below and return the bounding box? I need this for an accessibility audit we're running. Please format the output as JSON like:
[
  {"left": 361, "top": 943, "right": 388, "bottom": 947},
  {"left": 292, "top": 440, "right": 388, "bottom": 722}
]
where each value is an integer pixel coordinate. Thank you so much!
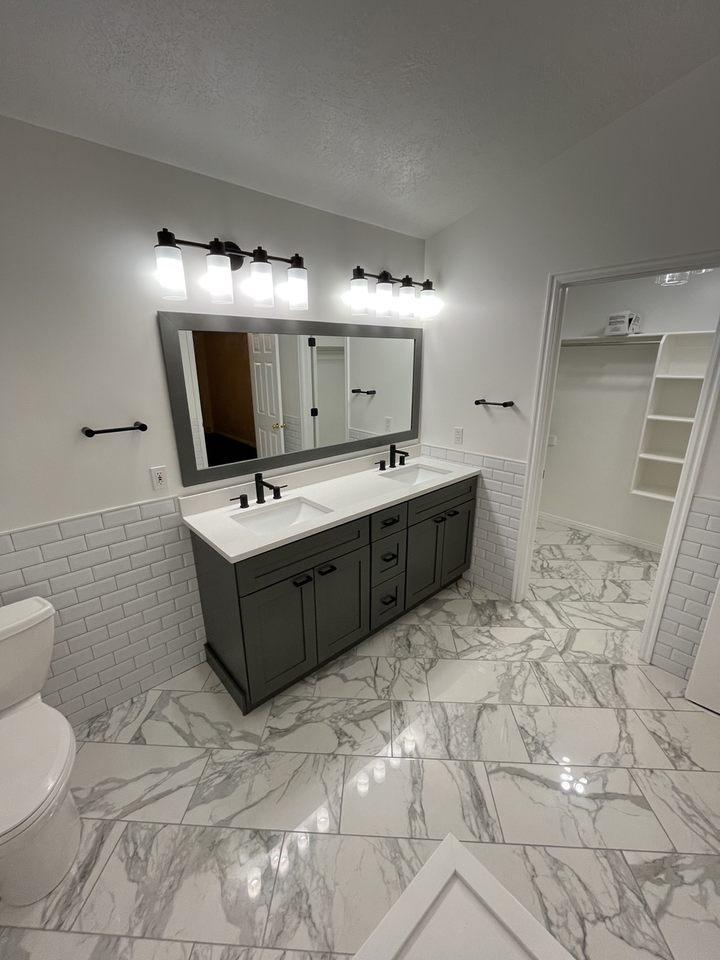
[
  {"left": 149, "top": 466, "right": 168, "bottom": 491},
  {"left": 547, "top": 434, "right": 558, "bottom": 447},
  {"left": 453, "top": 426, "right": 463, "bottom": 445}
]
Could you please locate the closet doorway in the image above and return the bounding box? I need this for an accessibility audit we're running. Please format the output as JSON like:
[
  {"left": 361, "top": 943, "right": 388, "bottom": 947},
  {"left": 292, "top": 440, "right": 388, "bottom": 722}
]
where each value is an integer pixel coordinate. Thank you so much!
[{"left": 517, "top": 254, "right": 720, "bottom": 672}]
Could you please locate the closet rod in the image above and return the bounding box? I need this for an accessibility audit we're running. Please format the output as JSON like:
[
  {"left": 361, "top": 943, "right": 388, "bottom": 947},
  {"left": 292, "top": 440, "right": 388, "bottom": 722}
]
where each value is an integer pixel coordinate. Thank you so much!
[{"left": 561, "top": 335, "right": 662, "bottom": 348}]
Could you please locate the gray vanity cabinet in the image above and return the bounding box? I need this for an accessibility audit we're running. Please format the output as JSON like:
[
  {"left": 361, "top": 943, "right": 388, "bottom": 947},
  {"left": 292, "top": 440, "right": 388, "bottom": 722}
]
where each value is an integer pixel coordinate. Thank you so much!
[{"left": 314, "top": 547, "right": 370, "bottom": 661}]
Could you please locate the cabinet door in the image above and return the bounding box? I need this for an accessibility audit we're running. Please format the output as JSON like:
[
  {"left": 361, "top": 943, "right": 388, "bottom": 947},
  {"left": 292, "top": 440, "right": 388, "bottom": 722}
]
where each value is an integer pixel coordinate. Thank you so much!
[
  {"left": 405, "top": 514, "right": 445, "bottom": 608},
  {"left": 315, "top": 547, "right": 370, "bottom": 662},
  {"left": 241, "top": 571, "right": 317, "bottom": 703},
  {"left": 441, "top": 501, "right": 475, "bottom": 585}
]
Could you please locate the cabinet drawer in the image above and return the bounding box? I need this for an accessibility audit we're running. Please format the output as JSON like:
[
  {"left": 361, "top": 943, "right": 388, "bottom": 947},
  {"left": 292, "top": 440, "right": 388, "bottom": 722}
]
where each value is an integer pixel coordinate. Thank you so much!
[
  {"left": 370, "top": 573, "right": 406, "bottom": 631},
  {"left": 371, "top": 530, "right": 407, "bottom": 586},
  {"left": 236, "top": 517, "right": 369, "bottom": 596},
  {"left": 408, "top": 478, "right": 477, "bottom": 526},
  {"left": 371, "top": 502, "right": 408, "bottom": 541}
]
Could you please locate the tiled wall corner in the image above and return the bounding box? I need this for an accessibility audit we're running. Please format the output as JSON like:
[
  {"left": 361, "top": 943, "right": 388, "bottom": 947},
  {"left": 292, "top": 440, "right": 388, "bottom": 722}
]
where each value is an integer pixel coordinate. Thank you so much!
[
  {"left": 421, "top": 445, "right": 526, "bottom": 597},
  {"left": 0, "top": 498, "right": 206, "bottom": 726},
  {"left": 651, "top": 494, "right": 720, "bottom": 680}
]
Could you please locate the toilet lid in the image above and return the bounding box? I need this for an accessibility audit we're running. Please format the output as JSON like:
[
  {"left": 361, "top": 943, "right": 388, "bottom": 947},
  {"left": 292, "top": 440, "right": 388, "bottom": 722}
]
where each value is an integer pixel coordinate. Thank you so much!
[{"left": 0, "top": 699, "right": 75, "bottom": 838}]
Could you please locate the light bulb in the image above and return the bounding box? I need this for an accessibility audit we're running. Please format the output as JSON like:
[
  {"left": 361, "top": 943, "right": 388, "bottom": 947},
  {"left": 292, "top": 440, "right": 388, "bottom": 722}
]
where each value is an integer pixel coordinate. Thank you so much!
[
  {"left": 246, "top": 867, "right": 262, "bottom": 899},
  {"left": 287, "top": 255, "right": 308, "bottom": 311},
  {"left": 418, "top": 280, "right": 443, "bottom": 318},
  {"left": 316, "top": 807, "right": 330, "bottom": 832},
  {"left": 244, "top": 248, "right": 274, "bottom": 306},
  {"left": 656, "top": 272, "right": 691, "bottom": 287},
  {"left": 356, "top": 772, "right": 370, "bottom": 797},
  {"left": 350, "top": 267, "right": 369, "bottom": 316},
  {"left": 398, "top": 277, "right": 416, "bottom": 319},
  {"left": 202, "top": 239, "right": 233, "bottom": 304},
  {"left": 375, "top": 272, "right": 394, "bottom": 318},
  {"left": 154, "top": 229, "right": 187, "bottom": 300},
  {"left": 373, "top": 760, "right": 386, "bottom": 783}
]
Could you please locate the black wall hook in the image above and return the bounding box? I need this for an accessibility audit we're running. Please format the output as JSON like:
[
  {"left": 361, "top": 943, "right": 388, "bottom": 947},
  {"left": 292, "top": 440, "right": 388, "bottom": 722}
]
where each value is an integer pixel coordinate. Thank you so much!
[
  {"left": 474, "top": 399, "right": 515, "bottom": 408},
  {"left": 351, "top": 389, "right": 377, "bottom": 396},
  {"left": 81, "top": 421, "right": 148, "bottom": 437}
]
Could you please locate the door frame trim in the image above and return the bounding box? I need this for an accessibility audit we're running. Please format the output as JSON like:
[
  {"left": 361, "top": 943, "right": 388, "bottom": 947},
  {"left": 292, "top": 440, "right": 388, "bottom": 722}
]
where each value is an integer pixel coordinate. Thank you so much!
[{"left": 513, "top": 250, "right": 720, "bottom": 667}]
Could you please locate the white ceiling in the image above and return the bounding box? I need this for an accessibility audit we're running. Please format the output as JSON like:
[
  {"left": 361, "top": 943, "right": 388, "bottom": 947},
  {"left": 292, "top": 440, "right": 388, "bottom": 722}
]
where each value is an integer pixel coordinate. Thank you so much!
[{"left": 2, "top": 1, "right": 720, "bottom": 237}]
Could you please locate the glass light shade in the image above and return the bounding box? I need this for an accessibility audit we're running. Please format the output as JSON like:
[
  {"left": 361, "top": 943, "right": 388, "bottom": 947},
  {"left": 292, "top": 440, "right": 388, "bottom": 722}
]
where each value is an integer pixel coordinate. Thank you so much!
[
  {"left": 287, "top": 265, "right": 308, "bottom": 310},
  {"left": 349, "top": 277, "right": 369, "bottom": 316},
  {"left": 694, "top": 268, "right": 715, "bottom": 275},
  {"left": 155, "top": 244, "right": 187, "bottom": 300},
  {"left": 204, "top": 253, "right": 234, "bottom": 303},
  {"left": 375, "top": 281, "right": 394, "bottom": 318},
  {"left": 418, "top": 288, "right": 444, "bottom": 318},
  {"left": 247, "top": 260, "right": 275, "bottom": 306},
  {"left": 398, "top": 284, "right": 416, "bottom": 319},
  {"left": 656, "top": 272, "right": 691, "bottom": 287}
]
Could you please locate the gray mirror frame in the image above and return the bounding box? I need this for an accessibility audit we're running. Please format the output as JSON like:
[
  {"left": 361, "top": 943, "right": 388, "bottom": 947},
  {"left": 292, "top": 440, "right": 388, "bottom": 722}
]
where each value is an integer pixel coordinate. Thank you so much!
[{"left": 158, "top": 311, "right": 423, "bottom": 487}]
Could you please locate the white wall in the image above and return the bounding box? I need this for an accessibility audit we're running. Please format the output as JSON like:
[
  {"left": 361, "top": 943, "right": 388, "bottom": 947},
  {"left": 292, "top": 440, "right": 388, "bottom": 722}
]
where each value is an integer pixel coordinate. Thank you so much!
[
  {"left": 348, "top": 338, "right": 414, "bottom": 437},
  {"left": 541, "top": 342, "right": 671, "bottom": 546},
  {"left": 562, "top": 272, "right": 720, "bottom": 338},
  {"left": 0, "top": 117, "right": 424, "bottom": 530},
  {"left": 423, "top": 55, "right": 720, "bottom": 483}
]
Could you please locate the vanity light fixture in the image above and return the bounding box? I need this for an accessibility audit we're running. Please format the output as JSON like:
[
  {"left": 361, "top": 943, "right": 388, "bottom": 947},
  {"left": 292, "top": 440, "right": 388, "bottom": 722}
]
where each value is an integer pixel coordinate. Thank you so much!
[
  {"left": 655, "top": 271, "right": 691, "bottom": 287},
  {"left": 346, "top": 266, "right": 444, "bottom": 319},
  {"left": 154, "top": 228, "right": 308, "bottom": 310}
]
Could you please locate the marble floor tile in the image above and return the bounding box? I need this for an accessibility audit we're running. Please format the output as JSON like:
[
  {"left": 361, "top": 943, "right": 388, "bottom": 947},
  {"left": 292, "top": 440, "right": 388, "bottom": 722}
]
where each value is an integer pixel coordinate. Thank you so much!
[
  {"left": 391, "top": 700, "right": 529, "bottom": 761},
  {"left": 637, "top": 711, "right": 720, "bottom": 771},
  {"left": 131, "top": 691, "right": 271, "bottom": 749},
  {"left": 203, "top": 670, "right": 225, "bottom": 692},
  {"left": 530, "top": 558, "right": 588, "bottom": 579},
  {"left": 669, "top": 697, "right": 714, "bottom": 713},
  {"left": 75, "top": 822, "right": 282, "bottom": 945},
  {"left": 309, "top": 654, "right": 430, "bottom": 701},
  {"left": 548, "top": 627, "right": 644, "bottom": 663},
  {"left": 0, "top": 928, "right": 192, "bottom": 960},
  {"left": 633, "top": 769, "right": 720, "bottom": 853},
  {"left": 183, "top": 749, "right": 344, "bottom": 832},
  {"left": 434, "top": 578, "right": 501, "bottom": 601},
  {"left": 625, "top": 852, "right": 720, "bottom": 960},
  {"left": 340, "top": 755, "right": 502, "bottom": 841},
  {"left": 556, "top": 601, "right": 649, "bottom": 630},
  {"left": 586, "top": 545, "right": 659, "bottom": 563},
  {"left": 529, "top": 579, "right": 653, "bottom": 603},
  {"left": 73, "top": 690, "right": 162, "bottom": 743},
  {"left": 263, "top": 832, "right": 436, "bottom": 953},
  {"left": 353, "top": 622, "right": 456, "bottom": 658},
  {"left": 466, "top": 843, "right": 672, "bottom": 960},
  {"left": 153, "top": 663, "right": 213, "bottom": 691},
  {"left": 400, "top": 596, "right": 475, "bottom": 625},
  {"left": 533, "top": 663, "right": 671, "bottom": 708},
  {"left": 261, "top": 696, "right": 391, "bottom": 755},
  {"left": 71, "top": 742, "right": 208, "bottom": 821},
  {"left": 641, "top": 665, "right": 687, "bottom": 699},
  {"left": 190, "top": 947, "right": 343, "bottom": 960},
  {"left": 534, "top": 544, "right": 596, "bottom": 561},
  {"left": 487, "top": 763, "right": 673, "bottom": 850},
  {"left": 468, "top": 599, "right": 572, "bottom": 629},
  {"left": 512, "top": 706, "right": 672, "bottom": 768},
  {"left": 452, "top": 625, "right": 562, "bottom": 660},
  {"left": 426, "top": 659, "right": 548, "bottom": 704},
  {"left": 0, "top": 819, "right": 126, "bottom": 931},
  {"left": 573, "top": 560, "right": 658, "bottom": 582}
]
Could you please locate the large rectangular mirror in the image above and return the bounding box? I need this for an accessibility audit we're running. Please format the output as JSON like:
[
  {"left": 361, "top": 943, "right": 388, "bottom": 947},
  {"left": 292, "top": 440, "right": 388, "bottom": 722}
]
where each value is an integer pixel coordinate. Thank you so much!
[{"left": 158, "top": 313, "right": 423, "bottom": 486}]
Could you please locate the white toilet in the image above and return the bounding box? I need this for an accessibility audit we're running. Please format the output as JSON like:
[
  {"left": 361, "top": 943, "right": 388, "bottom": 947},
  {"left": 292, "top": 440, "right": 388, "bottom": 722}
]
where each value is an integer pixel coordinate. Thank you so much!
[{"left": 0, "top": 597, "right": 81, "bottom": 905}]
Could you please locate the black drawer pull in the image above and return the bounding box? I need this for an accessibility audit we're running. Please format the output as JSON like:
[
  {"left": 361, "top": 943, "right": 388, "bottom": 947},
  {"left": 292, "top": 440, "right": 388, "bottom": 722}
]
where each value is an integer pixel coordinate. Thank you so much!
[
  {"left": 292, "top": 574, "right": 313, "bottom": 588},
  {"left": 380, "top": 551, "right": 398, "bottom": 563},
  {"left": 380, "top": 594, "right": 397, "bottom": 606},
  {"left": 381, "top": 515, "right": 400, "bottom": 528},
  {"left": 433, "top": 515, "right": 446, "bottom": 524},
  {"left": 317, "top": 564, "right": 337, "bottom": 576},
  {"left": 446, "top": 509, "right": 460, "bottom": 517}
]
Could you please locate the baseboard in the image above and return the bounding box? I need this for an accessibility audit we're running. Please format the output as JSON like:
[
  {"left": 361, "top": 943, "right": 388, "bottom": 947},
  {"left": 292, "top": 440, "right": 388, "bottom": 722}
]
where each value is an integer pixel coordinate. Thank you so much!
[{"left": 538, "top": 511, "right": 663, "bottom": 553}]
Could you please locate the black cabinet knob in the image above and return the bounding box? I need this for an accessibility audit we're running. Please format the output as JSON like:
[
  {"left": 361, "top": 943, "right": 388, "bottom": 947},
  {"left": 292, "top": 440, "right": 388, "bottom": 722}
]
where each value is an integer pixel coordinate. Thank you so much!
[
  {"left": 380, "top": 551, "right": 398, "bottom": 563},
  {"left": 381, "top": 515, "right": 400, "bottom": 527},
  {"left": 380, "top": 594, "right": 396, "bottom": 607},
  {"left": 433, "top": 515, "right": 446, "bottom": 524},
  {"left": 446, "top": 509, "right": 460, "bottom": 517}
]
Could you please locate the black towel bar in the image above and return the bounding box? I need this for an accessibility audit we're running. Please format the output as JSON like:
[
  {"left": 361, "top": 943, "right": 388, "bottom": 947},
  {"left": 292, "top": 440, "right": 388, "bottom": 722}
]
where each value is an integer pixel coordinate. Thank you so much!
[
  {"left": 474, "top": 399, "right": 514, "bottom": 408},
  {"left": 81, "top": 421, "right": 148, "bottom": 437},
  {"left": 351, "top": 388, "right": 377, "bottom": 396}
]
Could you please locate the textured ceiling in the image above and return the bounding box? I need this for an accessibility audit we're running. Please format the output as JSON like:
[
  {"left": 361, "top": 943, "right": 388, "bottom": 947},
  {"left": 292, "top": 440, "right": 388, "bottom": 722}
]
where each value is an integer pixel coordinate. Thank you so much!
[{"left": 2, "top": 1, "right": 720, "bottom": 237}]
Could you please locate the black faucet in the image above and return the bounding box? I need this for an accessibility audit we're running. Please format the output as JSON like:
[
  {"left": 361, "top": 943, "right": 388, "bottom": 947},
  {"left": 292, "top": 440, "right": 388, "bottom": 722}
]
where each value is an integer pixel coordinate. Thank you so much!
[
  {"left": 254, "top": 472, "right": 287, "bottom": 504},
  {"left": 389, "top": 444, "right": 410, "bottom": 469}
]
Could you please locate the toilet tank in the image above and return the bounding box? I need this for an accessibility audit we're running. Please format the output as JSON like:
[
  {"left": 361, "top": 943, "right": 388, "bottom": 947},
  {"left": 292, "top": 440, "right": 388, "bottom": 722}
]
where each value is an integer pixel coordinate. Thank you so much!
[{"left": 0, "top": 597, "right": 55, "bottom": 711}]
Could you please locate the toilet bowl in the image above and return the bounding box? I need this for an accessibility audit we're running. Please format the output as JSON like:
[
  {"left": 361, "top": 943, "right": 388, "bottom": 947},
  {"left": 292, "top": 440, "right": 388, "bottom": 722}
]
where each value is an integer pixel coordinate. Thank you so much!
[{"left": 0, "top": 597, "right": 81, "bottom": 905}]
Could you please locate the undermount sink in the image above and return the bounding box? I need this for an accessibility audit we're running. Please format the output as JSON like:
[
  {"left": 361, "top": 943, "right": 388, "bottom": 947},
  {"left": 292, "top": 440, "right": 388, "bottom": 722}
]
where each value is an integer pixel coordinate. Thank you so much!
[
  {"left": 231, "top": 497, "right": 332, "bottom": 534},
  {"left": 380, "top": 464, "right": 452, "bottom": 486}
]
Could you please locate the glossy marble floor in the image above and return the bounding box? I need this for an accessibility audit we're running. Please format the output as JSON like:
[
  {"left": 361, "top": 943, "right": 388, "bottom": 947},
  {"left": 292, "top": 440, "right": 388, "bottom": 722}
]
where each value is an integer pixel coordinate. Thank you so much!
[{"left": 3, "top": 519, "right": 720, "bottom": 960}]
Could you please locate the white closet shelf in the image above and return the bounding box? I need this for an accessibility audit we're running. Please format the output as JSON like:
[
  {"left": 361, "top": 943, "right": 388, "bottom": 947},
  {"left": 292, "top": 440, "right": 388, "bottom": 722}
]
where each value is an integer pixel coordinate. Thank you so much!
[
  {"left": 631, "top": 486, "right": 676, "bottom": 503},
  {"left": 638, "top": 452, "right": 685, "bottom": 464},
  {"left": 646, "top": 414, "right": 695, "bottom": 423}
]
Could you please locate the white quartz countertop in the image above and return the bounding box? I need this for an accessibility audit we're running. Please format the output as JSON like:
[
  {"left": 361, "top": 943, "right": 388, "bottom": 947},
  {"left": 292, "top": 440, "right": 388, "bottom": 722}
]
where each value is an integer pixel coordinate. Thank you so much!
[{"left": 181, "top": 456, "right": 481, "bottom": 564}]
